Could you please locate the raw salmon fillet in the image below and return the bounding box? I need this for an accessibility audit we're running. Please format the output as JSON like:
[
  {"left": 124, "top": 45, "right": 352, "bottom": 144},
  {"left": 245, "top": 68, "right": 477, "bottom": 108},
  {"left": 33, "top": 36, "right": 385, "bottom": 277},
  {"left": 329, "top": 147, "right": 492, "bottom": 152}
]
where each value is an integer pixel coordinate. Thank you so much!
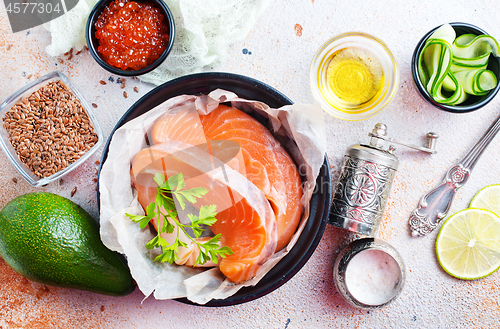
[
  {"left": 210, "top": 196, "right": 276, "bottom": 283},
  {"left": 198, "top": 105, "right": 303, "bottom": 251},
  {"left": 151, "top": 105, "right": 303, "bottom": 251},
  {"left": 132, "top": 104, "right": 302, "bottom": 283},
  {"left": 131, "top": 141, "right": 243, "bottom": 214},
  {"left": 131, "top": 138, "right": 277, "bottom": 282}
]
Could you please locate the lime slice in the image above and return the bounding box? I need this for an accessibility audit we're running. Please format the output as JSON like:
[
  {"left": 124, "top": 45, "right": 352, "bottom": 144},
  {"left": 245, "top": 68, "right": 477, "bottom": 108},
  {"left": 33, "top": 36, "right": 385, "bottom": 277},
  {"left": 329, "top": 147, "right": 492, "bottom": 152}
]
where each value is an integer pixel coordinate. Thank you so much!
[
  {"left": 436, "top": 208, "right": 500, "bottom": 280},
  {"left": 470, "top": 184, "right": 500, "bottom": 216}
]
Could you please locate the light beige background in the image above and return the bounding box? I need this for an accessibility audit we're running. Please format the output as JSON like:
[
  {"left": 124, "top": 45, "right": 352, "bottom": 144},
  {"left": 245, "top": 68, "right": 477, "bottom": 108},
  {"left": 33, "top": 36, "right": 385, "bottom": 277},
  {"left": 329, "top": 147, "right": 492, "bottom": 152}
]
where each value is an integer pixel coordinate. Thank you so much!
[{"left": 1, "top": 0, "right": 500, "bottom": 328}]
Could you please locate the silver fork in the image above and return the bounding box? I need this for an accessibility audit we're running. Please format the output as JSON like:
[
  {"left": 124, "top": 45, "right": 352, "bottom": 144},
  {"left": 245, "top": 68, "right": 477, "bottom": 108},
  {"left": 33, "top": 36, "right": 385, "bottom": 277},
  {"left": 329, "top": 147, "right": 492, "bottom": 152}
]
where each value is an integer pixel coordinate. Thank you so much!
[{"left": 409, "top": 112, "right": 500, "bottom": 237}]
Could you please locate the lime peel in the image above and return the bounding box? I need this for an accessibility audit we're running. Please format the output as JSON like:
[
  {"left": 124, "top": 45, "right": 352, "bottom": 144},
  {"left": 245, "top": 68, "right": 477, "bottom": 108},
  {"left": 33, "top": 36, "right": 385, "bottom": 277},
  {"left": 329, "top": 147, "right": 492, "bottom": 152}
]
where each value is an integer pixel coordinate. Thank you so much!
[
  {"left": 436, "top": 208, "right": 500, "bottom": 280},
  {"left": 469, "top": 184, "right": 500, "bottom": 217}
]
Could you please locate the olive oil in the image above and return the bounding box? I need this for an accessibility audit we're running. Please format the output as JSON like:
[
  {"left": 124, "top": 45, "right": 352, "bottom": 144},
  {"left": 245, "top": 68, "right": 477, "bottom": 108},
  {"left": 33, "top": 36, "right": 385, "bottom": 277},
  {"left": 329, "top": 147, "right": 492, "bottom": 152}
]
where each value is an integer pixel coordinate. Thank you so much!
[{"left": 323, "top": 48, "right": 383, "bottom": 110}]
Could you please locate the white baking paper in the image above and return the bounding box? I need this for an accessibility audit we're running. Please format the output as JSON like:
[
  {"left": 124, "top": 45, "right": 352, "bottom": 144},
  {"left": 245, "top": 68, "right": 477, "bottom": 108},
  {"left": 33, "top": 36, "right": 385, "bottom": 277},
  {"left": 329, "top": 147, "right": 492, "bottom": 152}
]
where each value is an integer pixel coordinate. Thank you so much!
[{"left": 99, "top": 90, "right": 326, "bottom": 304}]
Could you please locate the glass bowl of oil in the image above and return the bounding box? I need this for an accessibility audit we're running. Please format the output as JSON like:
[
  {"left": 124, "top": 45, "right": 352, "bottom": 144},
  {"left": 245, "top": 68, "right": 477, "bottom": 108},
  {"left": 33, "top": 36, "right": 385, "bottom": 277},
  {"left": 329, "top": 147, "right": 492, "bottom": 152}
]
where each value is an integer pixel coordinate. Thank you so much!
[{"left": 310, "top": 32, "right": 399, "bottom": 121}]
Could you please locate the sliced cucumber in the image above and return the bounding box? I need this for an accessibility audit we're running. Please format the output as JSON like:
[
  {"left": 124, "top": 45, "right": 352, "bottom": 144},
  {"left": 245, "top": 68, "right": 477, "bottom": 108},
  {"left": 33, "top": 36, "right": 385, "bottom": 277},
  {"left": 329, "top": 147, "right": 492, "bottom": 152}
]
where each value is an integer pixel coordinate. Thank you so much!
[
  {"left": 417, "top": 23, "right": 499, "bottom": 105},
  {"left": 475, "top": 69, "right": 497, "bottom": 93},
  {"left": 419, "top": 39, "right": 453, "bottom": 94},
  {"left": 453, "top": 34, "right": 500, "bottom": 58},
  {"left": 435, "top": 72, "right": 468, "bottom": 105},
  {"left": 452, "top": 52, "right": 490, "bottom": 68},
  {"left": 445, "top": 69, "right": 496, "bottom": 96}
]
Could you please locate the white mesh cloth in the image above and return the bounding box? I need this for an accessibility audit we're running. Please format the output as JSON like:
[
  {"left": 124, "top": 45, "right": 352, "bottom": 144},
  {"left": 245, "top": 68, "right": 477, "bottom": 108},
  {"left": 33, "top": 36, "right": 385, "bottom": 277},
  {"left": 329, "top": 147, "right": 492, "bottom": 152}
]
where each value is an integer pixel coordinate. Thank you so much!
[{"left": 44, "top": 0, "right": 271, "bottom": 85}]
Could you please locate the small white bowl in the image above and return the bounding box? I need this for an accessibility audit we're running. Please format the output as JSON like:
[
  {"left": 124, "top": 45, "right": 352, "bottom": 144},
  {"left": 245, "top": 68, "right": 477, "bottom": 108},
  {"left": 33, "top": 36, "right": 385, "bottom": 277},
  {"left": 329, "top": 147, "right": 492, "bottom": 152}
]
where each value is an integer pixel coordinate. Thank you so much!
[
  {"left": 310, "top": 32, "right": 399, "bottom": 121},
  {"left": 333, "top": 238, "right": 405, "bottom": 309}
]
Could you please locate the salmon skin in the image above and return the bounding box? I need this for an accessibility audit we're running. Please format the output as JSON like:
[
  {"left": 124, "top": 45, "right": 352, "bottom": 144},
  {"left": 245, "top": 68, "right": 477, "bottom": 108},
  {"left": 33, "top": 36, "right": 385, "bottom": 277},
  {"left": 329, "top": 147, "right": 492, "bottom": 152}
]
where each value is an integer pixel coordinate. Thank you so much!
[{"left": 131, "top": 104, "right": 303, "bottom": 283}]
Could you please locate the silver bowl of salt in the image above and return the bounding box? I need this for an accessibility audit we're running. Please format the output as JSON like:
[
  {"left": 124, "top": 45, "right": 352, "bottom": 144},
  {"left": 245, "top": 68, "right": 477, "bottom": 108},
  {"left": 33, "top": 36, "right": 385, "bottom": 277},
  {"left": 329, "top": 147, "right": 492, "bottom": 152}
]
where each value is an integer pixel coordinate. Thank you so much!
[{"left": 333, "top": 238, "right": 405, "bottom": 309}]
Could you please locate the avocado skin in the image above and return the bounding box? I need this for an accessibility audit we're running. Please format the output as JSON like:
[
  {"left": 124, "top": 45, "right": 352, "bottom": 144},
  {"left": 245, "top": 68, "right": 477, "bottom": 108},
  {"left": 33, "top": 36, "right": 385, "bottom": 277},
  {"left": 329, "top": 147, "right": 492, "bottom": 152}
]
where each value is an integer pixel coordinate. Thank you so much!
[{"left": 0, "top": 192, "right": 135, "bottom": 296}]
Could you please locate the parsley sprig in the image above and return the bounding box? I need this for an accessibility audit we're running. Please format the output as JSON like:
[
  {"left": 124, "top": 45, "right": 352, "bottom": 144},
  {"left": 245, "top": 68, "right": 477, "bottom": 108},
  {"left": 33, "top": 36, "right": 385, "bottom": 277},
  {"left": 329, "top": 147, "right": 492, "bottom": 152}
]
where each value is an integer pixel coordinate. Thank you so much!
[{"left": 126, "top": 173, "right": 233, "bottom": 266}]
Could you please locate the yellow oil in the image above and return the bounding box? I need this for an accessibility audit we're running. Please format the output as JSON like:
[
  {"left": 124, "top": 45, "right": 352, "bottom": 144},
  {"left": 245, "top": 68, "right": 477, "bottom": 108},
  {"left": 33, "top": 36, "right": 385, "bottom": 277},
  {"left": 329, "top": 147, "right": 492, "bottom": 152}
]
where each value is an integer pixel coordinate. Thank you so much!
[
  {"left": 320, "top": 47, "right": 384, "bottom": 111},
  {"left": 327, "top": 58, "right": 377, "bottom": 104}
]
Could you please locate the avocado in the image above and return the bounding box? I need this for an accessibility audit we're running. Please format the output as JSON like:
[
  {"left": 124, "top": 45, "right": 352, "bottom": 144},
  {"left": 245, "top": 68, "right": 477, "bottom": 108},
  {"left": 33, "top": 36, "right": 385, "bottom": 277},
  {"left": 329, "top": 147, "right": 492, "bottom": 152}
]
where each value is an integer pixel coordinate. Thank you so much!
[{"left": 0, "top": 192, "right": 135, "bottom": 296}]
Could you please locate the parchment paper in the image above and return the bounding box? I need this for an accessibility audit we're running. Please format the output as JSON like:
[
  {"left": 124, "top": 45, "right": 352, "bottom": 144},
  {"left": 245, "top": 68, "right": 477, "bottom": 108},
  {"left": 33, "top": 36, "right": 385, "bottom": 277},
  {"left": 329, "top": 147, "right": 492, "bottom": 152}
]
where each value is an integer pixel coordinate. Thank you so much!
[{"left": 99, "top": 90, "right": 326, "bottom": 304}]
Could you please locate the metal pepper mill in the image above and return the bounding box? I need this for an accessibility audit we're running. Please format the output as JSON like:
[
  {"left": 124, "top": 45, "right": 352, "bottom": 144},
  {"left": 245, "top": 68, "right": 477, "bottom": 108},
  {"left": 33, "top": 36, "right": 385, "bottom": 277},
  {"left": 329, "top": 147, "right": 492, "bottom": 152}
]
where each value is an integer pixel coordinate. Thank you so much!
[{"left": 329, "top": 123, "right": 438, "bottom": 236}]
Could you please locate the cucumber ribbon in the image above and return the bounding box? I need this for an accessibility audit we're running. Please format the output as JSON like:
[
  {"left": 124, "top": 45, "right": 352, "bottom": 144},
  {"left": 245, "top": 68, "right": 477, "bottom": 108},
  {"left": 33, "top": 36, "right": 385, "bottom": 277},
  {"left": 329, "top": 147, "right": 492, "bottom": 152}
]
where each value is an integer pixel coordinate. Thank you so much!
[{"left": 418, "top": 23, "right": 499, "bottom": 105}]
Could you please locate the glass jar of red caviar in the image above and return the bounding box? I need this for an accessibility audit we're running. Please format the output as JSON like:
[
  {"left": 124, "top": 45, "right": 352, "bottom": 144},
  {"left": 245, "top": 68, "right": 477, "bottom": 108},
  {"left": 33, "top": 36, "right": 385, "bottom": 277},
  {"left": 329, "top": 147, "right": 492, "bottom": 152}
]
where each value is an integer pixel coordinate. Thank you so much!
[{"left": 95, "top": 0, "right": 169, "bottom": 71}]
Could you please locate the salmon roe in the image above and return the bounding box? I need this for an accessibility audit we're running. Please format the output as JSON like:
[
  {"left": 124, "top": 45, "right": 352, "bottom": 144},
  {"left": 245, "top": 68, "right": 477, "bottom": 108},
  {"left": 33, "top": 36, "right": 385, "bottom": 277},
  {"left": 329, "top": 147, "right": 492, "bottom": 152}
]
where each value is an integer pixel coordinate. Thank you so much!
[{"left": 95, "top": 0, "right": 169, "bottom": 71}]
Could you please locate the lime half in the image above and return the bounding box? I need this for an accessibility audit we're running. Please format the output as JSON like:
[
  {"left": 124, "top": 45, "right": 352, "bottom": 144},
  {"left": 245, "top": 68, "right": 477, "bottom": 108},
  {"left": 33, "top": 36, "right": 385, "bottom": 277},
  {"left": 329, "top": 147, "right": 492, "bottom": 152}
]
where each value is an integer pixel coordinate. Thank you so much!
[
  {"left": 436, "top": 208, "right": 500, "bottom": 280},
  {"left": 470, "top": 184, "right": 500, "bottom": 216}
]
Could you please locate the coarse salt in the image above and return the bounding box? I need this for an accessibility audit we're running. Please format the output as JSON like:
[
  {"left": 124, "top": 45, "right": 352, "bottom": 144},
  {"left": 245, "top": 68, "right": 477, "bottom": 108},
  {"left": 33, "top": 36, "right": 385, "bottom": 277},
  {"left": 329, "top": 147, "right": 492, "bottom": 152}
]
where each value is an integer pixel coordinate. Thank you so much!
[{"left": 345, "top": 249, "right": 401, "bottom": 306}]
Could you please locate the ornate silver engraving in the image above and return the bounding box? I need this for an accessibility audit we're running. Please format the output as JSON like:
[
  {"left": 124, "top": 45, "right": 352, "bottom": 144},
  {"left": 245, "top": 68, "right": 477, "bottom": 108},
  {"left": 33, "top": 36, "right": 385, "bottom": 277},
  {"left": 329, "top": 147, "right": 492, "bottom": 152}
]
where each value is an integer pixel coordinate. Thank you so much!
[
  {"left": 409, "top": 165, "right": 470, "bottom": 237},
  {"left": 345, "top": 173, "right": 376, "bottom": 207},
  {"left": 409, "top": 210, "right": 437, "bottom": 237},
  {"left": 447, "top": 165, "right": 469, "bottom": 186},
  {"left": 409, "top": 110, "right": 500, "bottom": 237},
  {"left": 330, "top": 155, "right": 397, "bottom": 234}
]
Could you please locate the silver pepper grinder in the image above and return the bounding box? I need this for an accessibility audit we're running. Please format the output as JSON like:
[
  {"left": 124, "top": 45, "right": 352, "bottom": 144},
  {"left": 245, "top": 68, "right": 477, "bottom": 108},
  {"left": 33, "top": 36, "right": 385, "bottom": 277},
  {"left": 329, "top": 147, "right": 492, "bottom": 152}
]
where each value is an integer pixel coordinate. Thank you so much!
[{"left": 329, "top": 123, "right": 438, "bottom": 236}]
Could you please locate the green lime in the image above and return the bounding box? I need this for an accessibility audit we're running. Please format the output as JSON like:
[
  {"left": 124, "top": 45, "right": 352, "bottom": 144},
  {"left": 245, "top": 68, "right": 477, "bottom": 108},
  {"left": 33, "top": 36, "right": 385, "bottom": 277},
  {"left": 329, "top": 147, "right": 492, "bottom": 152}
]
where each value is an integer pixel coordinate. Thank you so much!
[
  {"left": 470, "top": 184, "right": 500, "bottom": 216},
  {"left": 436, "top": 208, "right": 500, "bottom": 280}
]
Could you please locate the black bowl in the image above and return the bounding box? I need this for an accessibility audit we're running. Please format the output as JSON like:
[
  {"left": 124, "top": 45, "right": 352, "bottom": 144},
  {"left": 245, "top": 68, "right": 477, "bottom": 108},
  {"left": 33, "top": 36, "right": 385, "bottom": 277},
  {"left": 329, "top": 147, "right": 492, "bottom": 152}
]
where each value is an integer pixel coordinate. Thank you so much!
[
  {"left": 411, "top": 22, "right": 500, "bottom": 113},
  {"left": 86, "top": 0, "right": 175, "bottom": 76},
  {"left": 97, "top": 72, "right": 332, "bottom": 306}
]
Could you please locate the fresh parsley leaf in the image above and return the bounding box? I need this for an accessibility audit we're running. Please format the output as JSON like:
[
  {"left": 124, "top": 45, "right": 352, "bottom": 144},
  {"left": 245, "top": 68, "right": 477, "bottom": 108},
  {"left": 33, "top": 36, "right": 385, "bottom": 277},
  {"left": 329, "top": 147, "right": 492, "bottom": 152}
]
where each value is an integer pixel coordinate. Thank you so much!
[
  {"left": 130, "top": 172, "right": 233, "bottom": 266},
  {"left": 187, "top": 213, "right": 198, "bottom": 223},
  {"left": 160, "top": 218, "right": 175, "bottom": 234},
  {"left": 155, "top": 249, "right": 175, "bottom": 263},
  {"left": 153, "top": 173, "right": 167, "bottom": 188},
  {"left": 178, "top": 239, "right": 188, "bottom": 249},
  {"left": 197, "top": 204, "right": 218, "bottom": 226},
  {"left": 199, "top": 204, "right": 217, "bottom": 219},
  {"left": 145, "top": 202, "right": 156, "bottom": 218},
  {"left": 206, "top": 234, "right": 222, "bottom": 245},
  {"left": 186, "top": 214, "right": 202, "bottom": 238},
  {"left": 179, "top": 187, "right": 209, "bottom": 203},
  {"left": 187, "top": 205, "right": 217, "bottom": 238},
  {"left": 156, "top": 191, "right": 176, "bottom": 215},
  {"left": 210, "top": 246, "right": 234, "bottom": 264},
  {"left": 155, "top": 173, "right": 186, "bottom": 191},
  {"left": 125, "top": 213, "right": 151, "bottom": 229},
  {"left": 192, "top": 227, "right": 204, "bottom": 239},
  {"left": 194, "top": 250, "right": 210, "bottom": 267},
  {"left": 217, "top": 246, "right": 234, "bottom": 258},
  {"left": 125, "top": 213, "right": 146, "bottom": 221},
  {"left": 154, "top": 238, "right": 180, "bottom": 264},
  {"left": 139, "top": 217, "right": 151, "bottom": 229},
  {"left": 158, "top": 236, "right": 169, "bottom": 247},
  {"left": 173, "top": 193, "right": 187, "bottom": 210},
  {"left": 146, "top": 235, "right": 160, "bottom": 249},
  {"left": 167, "top": 173, "right": 184, "bottom": 191},
  {"left": 173, "top": 186, "right": 208, "bottom": 210}
]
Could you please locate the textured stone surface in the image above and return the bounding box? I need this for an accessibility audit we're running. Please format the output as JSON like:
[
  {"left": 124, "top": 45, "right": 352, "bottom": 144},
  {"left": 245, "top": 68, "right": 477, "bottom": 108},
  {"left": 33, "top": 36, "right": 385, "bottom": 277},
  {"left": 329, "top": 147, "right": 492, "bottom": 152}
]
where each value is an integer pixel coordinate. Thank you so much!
[{"left": 1, "top": 0, "right": 500, "bottom": 327}]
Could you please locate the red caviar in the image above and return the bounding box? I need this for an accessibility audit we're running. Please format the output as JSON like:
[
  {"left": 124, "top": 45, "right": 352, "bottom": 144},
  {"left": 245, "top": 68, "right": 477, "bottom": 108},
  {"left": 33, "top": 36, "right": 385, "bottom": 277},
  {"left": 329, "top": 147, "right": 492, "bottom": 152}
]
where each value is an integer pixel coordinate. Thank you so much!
[{"left": 95, "top": 0, "right": 169, "bottom": 71}]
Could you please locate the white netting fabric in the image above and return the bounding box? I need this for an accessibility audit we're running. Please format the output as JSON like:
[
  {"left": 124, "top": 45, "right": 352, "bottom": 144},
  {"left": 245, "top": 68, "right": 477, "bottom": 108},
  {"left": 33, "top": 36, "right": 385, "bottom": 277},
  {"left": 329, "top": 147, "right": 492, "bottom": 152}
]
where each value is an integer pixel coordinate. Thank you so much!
[
  {"left": 44, "top": 0, "right": 271, "bottom": 85},
  {"left": 44, "top": 0, "right": 98, "bottom": 55}
]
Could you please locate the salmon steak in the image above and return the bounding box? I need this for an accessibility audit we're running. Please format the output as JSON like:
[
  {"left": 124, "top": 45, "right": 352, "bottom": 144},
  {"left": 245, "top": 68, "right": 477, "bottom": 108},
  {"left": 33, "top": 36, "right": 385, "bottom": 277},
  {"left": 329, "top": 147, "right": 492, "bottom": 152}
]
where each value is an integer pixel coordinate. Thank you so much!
[
  {"left": 131, "top": 104, "right": 303, "bottom": 283},
  {"left": 198, "top": 105, "right": 303, "bottom": 252}
]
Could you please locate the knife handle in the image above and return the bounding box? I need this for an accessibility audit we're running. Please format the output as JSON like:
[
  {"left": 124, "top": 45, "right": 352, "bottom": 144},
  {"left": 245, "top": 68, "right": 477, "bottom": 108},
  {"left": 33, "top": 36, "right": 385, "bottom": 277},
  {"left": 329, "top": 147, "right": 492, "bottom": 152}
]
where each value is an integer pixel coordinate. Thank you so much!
[{"left": 409, "top": 164, "right": 470, "bottom": 236}]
